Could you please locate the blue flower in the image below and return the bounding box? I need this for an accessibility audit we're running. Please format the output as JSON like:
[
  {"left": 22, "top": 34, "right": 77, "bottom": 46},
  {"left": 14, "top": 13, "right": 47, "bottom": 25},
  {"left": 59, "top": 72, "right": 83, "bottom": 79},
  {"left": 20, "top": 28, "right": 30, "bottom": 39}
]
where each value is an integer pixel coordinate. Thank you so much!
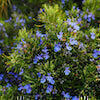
[
  {"left": 64, "top": 67, "right": 70, "bottom": 75},
  {"left": 37, "top": 54, "right": 43, "bottom": 60},
  {"left": 16, "top": 17, "right": 19, "bottom": 22},
  {"left": 0, "top": 74, "right": 4, "bottom": 81},
  {"left": 82, "top": 0, "right": 85, "bottom": 4},
  {"left": 92, "top": 49, "right": 100, "bottom": 58},
  {"left": 46, "top": 85, "right": 53, "bottom": 93},
  {"left": 84, "top": 14, "right": 87, "bottom": 19},
  {"left": 61, "top": 91, "right": 65, "bottom": 95},
  {"left": 19, "top": 69, "right": 24, "bottom": 75},
  {"left": 54, "top": 43, "right": 61, "bottom": 52},
  {"left": 88, "top": 13, "right": 93, "bottom": 18},
  {"left": 78, "top": 42, "right": 85, "bottom": 50},
  {"left": 33, "top": 56, "right": 38, "bottom": 64},
  {"left": 72, "top": 96, "right": 79, "bottom": 100},
  {"left": 28, "top": 16, "right": 32, "bottom": 19},
  {"left": 64, "top": 93, "right": 70, "bottom": 98},
  {"left": 87, "top": 18, "right": 91, "bottom": 22},
  {"left": 62, "top": 91, "right": 70, "bottom": 99},
  {"left": 24, "top": 84, "right": 32, "bottom": 93},
  {"left": 39, "top": 38, "right": 43, "bottom": 46},
  {"left": 0, "top": 23, "right": 3, "bottom": 26},
  {"left": 52, "top": 89, "right": 58, "bottom": 94},
  {"left": 57, "top": 31, "right": 63, "bottom": 40},
  {"left": 90, "top": 32, "right": 95, "bottom": 40},
  {"left": 74, "top": 25, "right": 80, "bottom": 31},
  {"left": 5, "top": 79, "right": 8, "bottom": 82},
  {"left": 70, "top": 22, "right": 77, "bottom": 27},
  {"left": 16, "top": 44, "right": 22, "bottom": 50},
  {"left": 67, "top": 19, "right": 71, "bottom": 25},
  {"left": 42, "top": 47, "right": 48, "bottom": 53},
  {"left": 0, "top": 49, "right": 3, "bottom": 55},
  {"left": 12, "top": 5, "right": 17, "bottom": 11},
  {"left": 37, "top": 72, "right": 41, "bottom": 78},
  {"left": 35, "top": 94, "right": 40, "bottom": 100},
  {"left": 73, "top": 6, "right": 75, "bottom": 10},
  {"left": 70, "top": 38, "right": 78, "bottom": 45},
  {"left": 40, "top": 75, "right": 46, "bottom": 83},
  {"left": 6, "top": 83, "right": 11, "bottom": 88},
  {"left": 18, "top": 85, "right": 24, "bottom": 91},
  {"left": 21, "top": 38, "right": 26, "bottom": 44},
  {"left": 92, "top": 15, "right": 95, "bottom": 20},
  {"left": 65, "top": 10, "right": 69, "bottom": 15},
  {"left": 65, "top": 42, "right": 72, "bottom": 51},
  {"left": 46, "top": 75, "right": 55, "bottom": 84},
  {"left": 43, "top": 53, "right": 49, "bottom": 60},
  {"left": 61, "top": 0, "right": 65, "bottom": 4},
  {"left": 77, "top": 18, "right": 82, "bottom": 23},
  {"left": 24, "top": 84, "right": 30, "bottom": 90},
  {"left": 36, "top": 31, "right": 41, "bottom": 37},
  {"left": 0, "top": 39, "right": 4, "bottom": 43},
  {"left": 20, "top": 19, "right": 25, "bottom": 23},
  {"left": 26, "top": 89, "right": 32, "bottom": 93},
  {"left": 14, "top": 74, "right": 18, "bottom": 78}
]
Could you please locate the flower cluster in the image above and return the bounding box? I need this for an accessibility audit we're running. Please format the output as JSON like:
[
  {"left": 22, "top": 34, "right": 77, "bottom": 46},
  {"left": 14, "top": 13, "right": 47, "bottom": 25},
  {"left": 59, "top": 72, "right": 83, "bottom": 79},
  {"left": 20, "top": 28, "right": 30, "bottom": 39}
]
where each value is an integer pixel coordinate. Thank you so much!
[{"left": 0, "top": 1, "right": 99, "bottom": 99}]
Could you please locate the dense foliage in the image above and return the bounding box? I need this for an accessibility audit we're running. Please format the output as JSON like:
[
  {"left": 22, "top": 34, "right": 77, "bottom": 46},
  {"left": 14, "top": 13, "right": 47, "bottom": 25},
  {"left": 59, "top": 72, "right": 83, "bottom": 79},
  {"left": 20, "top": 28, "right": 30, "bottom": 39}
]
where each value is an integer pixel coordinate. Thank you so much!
[{"left": 0, "top": 0, "right": 100, "bottom": 100}]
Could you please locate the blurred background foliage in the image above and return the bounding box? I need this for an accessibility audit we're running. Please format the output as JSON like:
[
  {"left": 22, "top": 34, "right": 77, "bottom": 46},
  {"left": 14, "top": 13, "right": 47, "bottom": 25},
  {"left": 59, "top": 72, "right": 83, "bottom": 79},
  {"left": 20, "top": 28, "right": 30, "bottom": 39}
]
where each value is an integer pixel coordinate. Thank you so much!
[{"left": 0, "top": 0, "right": 100, "bottom": 19}]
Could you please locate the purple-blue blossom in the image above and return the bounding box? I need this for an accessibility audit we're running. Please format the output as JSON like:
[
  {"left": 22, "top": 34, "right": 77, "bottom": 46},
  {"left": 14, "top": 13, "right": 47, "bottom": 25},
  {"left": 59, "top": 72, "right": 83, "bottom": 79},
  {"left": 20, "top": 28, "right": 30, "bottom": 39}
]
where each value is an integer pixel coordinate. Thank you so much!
[
  {"left": 36, "top": 31, "right": 41, "bottom": 37},
  {"left": 6, "top": 83, "right": 12, "bottom": 88},
  {"left": 92, "top": 49, "right": 100, "bottom": 58},
  {"left": 28, "top": 16, "right": 32, "bottom": 19},
  {"left": 78, "top": 42, "right": 85, "bottom": 50},
  {"left": 54, "top": 43, "right": 61, "bottom": 52},
  {"left": 0, "top": 23, "right": 3, "bottom": 26},
  {"left": 62, "top": 91, "right": 70, "bottom": 99},
  {"left": 0, "top": 49, "right": 3, "bottom": 55},
  {"left": 12, "top": 5, "right": 17, "bottom": 11},
  {"left": 87, "top": 18, "right": 91, "bottom": 22},
  {"left": 88, "top": 13, "right": 93, "bottom": 18},
  {"left": 16, "top": 44, "right": 22, "bottom": 50},
  {"left": 46, "top": 85, "right": 53, "bottom": 93},
  {"left": 40, "top": 75, "right": 46, "bottom": 83},
  {"left": 19, "top": 69, "right": 24, "bottom": 75},
  {"left": 77, "top": 18, "right": 82, "bottom": 23},
  {"left": 42, "top": 47, "right": 48, "bottom": 53},
  {"left": 24, "top": 84, "right": 32, "bottom": 93},
  {"left": 65, "top": 10, "right": 69, "bottom": 16},
  {"left": 43, "top": 53, "right": 49, "bottom": 60},
  {"left": 0, "top": 74, "right": 4, "bottom": 81},
  {"left": 46, "top": 75, "right": 55, "bottom": 84},
  {"left": 84, "top": 14, "right": 87, "bottom": 19},
  {"left": 35, "top": 94, "right": 40, "bottom": 100},
  {"left": 72, "top": 96, "right": 79, "bottom": 100},
  {"left": 37, "top": 54, "right": 43, "bottom": 60},
  {"left": 57, "top": 31, "right": 63, "bottom": 40},
  {"left": 90, "top": 32, "right": 95, "bottom": 40},
  {"left": 74, "top": 25, "right": 80, "bottom": 31},
  {"left": 64, "top": 67, "right": 70, "bottom": 75},
  {"left": 33, "top": 56, "right": 38, "bottom": 64},
  {"left": 61, "top": 0, "right": 65, "bottom": 4},
  {"left": 37, "top": 72, "right": 41, "bottom": 78},
  {"left": 0, "top": 39, "right": 4, "bottom": 43},
  {"left": 65, "top": 42, "right": 72, "bottom": 51},
  {"left": 70, "top": 38, "right": 78, "bottom": 45},
  {"left": 18, "top": 85, "right": 24, "bottom": 91}
]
